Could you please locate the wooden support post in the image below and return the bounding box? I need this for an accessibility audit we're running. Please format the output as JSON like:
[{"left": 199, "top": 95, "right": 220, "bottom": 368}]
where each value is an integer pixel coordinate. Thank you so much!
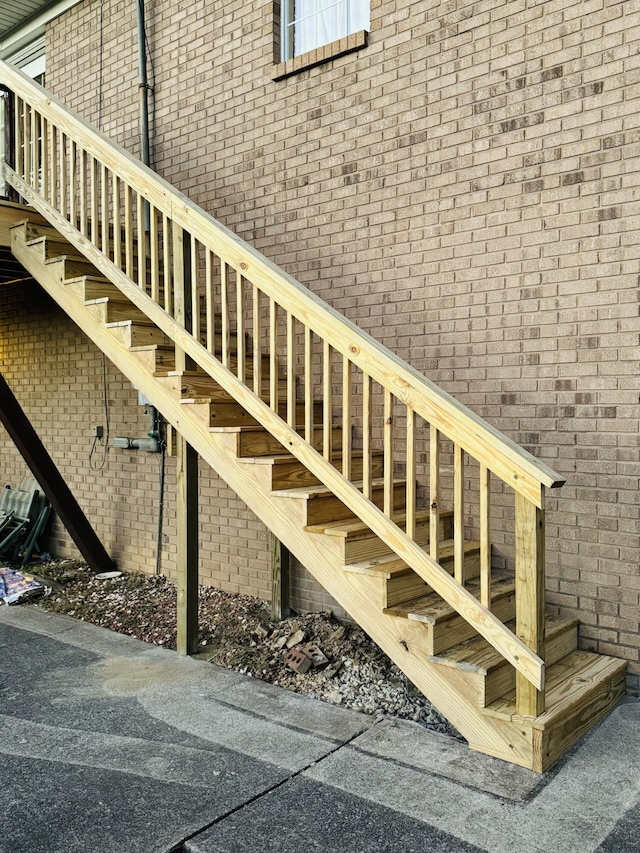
[
  {"left": 0, "top": 371, "right": 116, "bottom": 573},
  {"left": 176, "top": 433, "right": 199, "bottom": 655},
  {"left": 270, "top": 532, "right": 290, "bottom": 621},
  {"left": 515, "top": 491, "right": 546, "bottom": 717}
]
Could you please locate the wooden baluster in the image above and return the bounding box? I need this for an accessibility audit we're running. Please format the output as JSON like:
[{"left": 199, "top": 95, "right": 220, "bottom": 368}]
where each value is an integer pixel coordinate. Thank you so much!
[
  {"left": 150, "top": 205, "right": 159, "bottom": 302},
  {"left": 342, "top": 357, "right": 352, "bottom": 480},
  {"left": 304, "top": 326, "right": 313, "bottom": 444},
  {"left": 90, "top": 156, "right": 99, "bottom": 246},
  {"left": 22, "top": 101, "right": 30, "bottom": 185},
  {"left": 48, "top": 120, "right": 57, "bottom": 208},
  {"left": 41, "top": 117, "right": 48, "bottom": 202},
  {"left": 236, "top": 273, "right": 245, "bottom": 384},
  {"left": 253, "top": 286, "right": 262, "bottom": 397},
  {"left": 383, "top": 390, "right": 394, "bottom": 516},
  {"left": 15, "top": 98, "right": 23, "bottom": 179},
  {"left": 286, "top": 312, "right": 295, "bottom": 427},
  {"left": 113, "top": 176, "right": 121, "bottom": 269},
  {"left": 206, "top": 250, "right": 215, "bottom": 353},
  {"left": 515, "top": 491, "right": 546, "bottom": 717},
  {"left": 406, "top": 407, "right": 416, "bottom": 539},
  {"left": 59, "top": 132, "right": 67, "bottom": 220},
  {"left": 362, "top": 375, "right": 372, "bottom": 500},
  {"left": 480, "top": 465, "right": 491, "bottom": 609},
  {"left": 29, "top": 104, "right": 36, "bottom": 188},
  {"left": 454, "top": 443, "right": 465, "bottom": 585},
  {"left": 79, "top": 147, "right": 87, "bottom": 236},
  {"left": 172, "top": 220, "right": 186, "bottom": 372},
  {"left": 69, "top": 141, "right": 77, "bottom": 229},
  {"left": 191, "top": 235, "right": 200, "bottom": 344},
  {"left": 137, "top": 192, "right": 146, "bottom": 290},
  {"left": 101, "top": 164, "right": 109, "bottom": 258},
  {"left": 430, "top": 426, "right": 440, "bottom": 563},
  {"left": 124, "top": 184, "right": 133, "bottom": 279},
  {"left": 323, "top": 341, "right": 332, "bottom": 461},
  {"left": 221, "top": 263, "right": 230, "bottom": 367},
  {"left": 269, "top": 298, "right": 278, "bottom": 412},
  {"left": 162, "top": 213, "right": 171, "bottom": 314}
]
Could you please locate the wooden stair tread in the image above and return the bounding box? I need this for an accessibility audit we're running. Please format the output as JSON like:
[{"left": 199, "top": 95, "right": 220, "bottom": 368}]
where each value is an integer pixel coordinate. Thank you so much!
[
  {"left": 345, "top": 539, "right": 480, "bottom": 577},
  {"left": 484, "top": 650, "right": 627, "bottom": 725},
  {"left": 240, "top": 449, "right": 384, "bottom": 466},
  {"left": 385, "top": 570, "right": 514, "bottom": 624},
  {"left": 272, "top": 477, "right": 404, "bottom": 500},
  {"left": 431, "top": 612, "right": 579, "bottom": 674},
  {"left": 306, "top": 507, "right": 451, "bottom": 537}
]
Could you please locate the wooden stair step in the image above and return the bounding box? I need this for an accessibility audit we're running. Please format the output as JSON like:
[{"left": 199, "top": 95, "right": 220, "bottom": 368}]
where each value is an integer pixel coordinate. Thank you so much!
[
  {"left": 385, "top": 570, "right": 515, "bottom": 656},
  {"left": 241, "top": 450, "right": 385, "bottom": 490},
  {"left": 483, "top": 650, "right": 626, "bottom": 732},
  {"left": 89, "top": 297, "right": 154, "bottom": 326},
  {"left": 272, "top": 477, "right": 406, "bottom": 526},
  {"left": 155, "top": 370, "right": 287, "bottom": 401},
  {"left": 216, "top": 423, "right": 343, "bottom": 459},
  {"left": 431, "top": 612, "right": 579, "bottom": 707},
  {"left": 106, "top": 320, "right": 171, "bottom": 347},
  {"left": 345, "top": 540, "right": 481, "bottom": 609},
  {"left": 182, "top": 397, "right": 322, "bottom": 429},
  {"left": 306, "top": 508, "right": 454, "bottom": 563},
  {"left": 65, "top": 275, "right": 119, "bottom": 300},
  {"left": 27, "top": 236, "right": 86, "bottom": 261}
]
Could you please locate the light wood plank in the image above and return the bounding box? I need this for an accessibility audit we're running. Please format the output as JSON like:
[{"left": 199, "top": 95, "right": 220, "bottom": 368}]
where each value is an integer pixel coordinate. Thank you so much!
[
  {"left": 342, "top": 357, "right": 352, "bottom": 480},
  {"left": 124, "top": 183, "right": 133, "bottom": 279},
  {"left": 236, "top": 272, "right": 245, "bottom": 384},
  {"left": 515, "top": 491, "right": 546, "bottom": 716},
  {"left": 430, "top": 425, "right": 440, "bottom": 562},
  {"left": 480, "top": 464, "right": 491, "bottom": 609},
  {"left": 454, "top": 443, "right": 464, "bottom": 585},
  {"left": 162, "top": 213, "right": 171, "bottom": 314},
  {"left": 172, "top": 220, "right": 186, "bottom": 373},
  {"left": 270, "top": 532, "right": 291, "bottom": 620},
  {"left": 206, "top": 249, "right": 215, "bottom": 353},
  {"left": 304, "top": 325, "right": 312, "bottom": 444},
  {"left": 176, "top": 433, "right": 199, "bottom": 656},
  {"left": 362, "top": 374, "right": 372, "bottom": 500},
  {"left": 150, "top": 204, "right": 159, "bottom": 302},
  {"left": 101, "top": 163, "right": 109, "bottom": 258},
  {"left": 90, "top": 155, "right": 98, "bottom": 246},
  {"left": 287, "top": 311, "right": 295, "bottom": 428},
  {"left": 384, "top": 389, "right": 393, "bottom": 516},
  {"left": 269, "top": 296, "right": 278, "bottom": 410},
  {"left": 406, "top": 407, "right": 416, "bottom": 539},
  {"left": 59, "top": 130, "right": 67, "bottom": 220},
  {"left": 323, "top": 340, "right": 332, "bottom": 461},
  {"left": 112, "top": 175, "right": 121, "bottom": 269},
  {"left": 79, "top": 146, "right": 87, "bottom": 236},
  {"left": 221, "top": 262, "right": 230, "bottom": 368},
  {"left": 137, "top": 191, "right": 146, "bottom": 290}
]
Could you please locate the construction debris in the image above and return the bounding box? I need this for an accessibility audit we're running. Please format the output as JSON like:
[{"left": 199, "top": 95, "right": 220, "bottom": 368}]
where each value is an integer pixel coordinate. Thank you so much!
[
  {"left": 0, "top": 567, "right": 46, "bottom": 604},
  {"left": 284, "top": 648, "right": 312, "bottom": 674}
]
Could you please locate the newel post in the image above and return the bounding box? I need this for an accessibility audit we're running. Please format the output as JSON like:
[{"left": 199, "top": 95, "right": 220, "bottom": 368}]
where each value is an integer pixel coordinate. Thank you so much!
[{"left": 515, "top": 490, "right": 546, "bottom": 716}]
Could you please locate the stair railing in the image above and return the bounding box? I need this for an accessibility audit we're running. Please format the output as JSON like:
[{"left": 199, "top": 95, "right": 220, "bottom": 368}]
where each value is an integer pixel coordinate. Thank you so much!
[{"left": 0, "top": 62, "right": 565, "bottom": 715}]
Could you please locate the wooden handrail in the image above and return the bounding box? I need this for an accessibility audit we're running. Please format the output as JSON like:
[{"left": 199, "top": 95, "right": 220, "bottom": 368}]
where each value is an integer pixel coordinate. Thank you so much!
[{"left": 0, "top": 61, "right": 567, "bottom": 695}]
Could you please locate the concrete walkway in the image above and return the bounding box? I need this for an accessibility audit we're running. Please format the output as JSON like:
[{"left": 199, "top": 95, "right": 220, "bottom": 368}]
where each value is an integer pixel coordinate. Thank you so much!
[{"left": 0, "top": 604, "right": 637, "bottom": 853}]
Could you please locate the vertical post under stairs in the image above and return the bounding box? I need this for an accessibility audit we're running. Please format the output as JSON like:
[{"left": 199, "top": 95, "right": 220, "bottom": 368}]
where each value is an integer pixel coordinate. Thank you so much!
[
  {"left": 176, "top": 433, "right": 199, "bottom": 655},
  {"left": 270, "top": 533, "right": 290, "bottom": 621}
]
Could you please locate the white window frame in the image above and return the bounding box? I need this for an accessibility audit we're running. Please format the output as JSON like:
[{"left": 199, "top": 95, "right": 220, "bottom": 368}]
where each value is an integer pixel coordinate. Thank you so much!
[{"left": 281, "top": 0, "right": 369, "bottom": 62}]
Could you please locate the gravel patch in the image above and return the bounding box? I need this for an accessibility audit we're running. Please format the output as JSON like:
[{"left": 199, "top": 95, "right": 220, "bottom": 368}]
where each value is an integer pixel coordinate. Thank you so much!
[{"left": 16, "top": 559, "right": 461, "bottom": 740}]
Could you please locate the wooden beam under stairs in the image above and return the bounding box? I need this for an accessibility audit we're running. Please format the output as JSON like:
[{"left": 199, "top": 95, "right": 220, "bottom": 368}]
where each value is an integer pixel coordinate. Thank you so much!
[{"left": 8, "top": 212, "right": 627, "bottom": 774}]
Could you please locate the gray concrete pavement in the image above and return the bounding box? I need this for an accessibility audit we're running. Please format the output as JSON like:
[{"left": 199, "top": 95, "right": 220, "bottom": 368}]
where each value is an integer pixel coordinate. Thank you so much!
[{"left": 0, "top": 604, "right": 637, "bottom": 853}]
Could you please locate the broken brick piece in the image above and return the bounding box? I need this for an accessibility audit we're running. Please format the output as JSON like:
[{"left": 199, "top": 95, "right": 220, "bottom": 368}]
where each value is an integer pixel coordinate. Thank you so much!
[
  {"left": 285, "top": 648, "right": 312, "bottom": 674},
  {"left": 303, "top": 644, "right": 329, "bottom": 669}
]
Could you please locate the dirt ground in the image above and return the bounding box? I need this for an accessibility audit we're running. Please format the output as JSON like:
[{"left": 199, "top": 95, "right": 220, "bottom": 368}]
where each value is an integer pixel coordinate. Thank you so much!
[{"left": 16, "top": 559, "right": 460, "bottom": 738}]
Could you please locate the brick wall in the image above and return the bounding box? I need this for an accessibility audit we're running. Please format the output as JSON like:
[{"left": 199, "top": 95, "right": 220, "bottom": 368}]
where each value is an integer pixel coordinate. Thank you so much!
[
  {"left": 21, "top": 0, "right": 640, "bottom": 677},
  {"left": 0, "top": 281, "right": 273, "bottom": 599}
]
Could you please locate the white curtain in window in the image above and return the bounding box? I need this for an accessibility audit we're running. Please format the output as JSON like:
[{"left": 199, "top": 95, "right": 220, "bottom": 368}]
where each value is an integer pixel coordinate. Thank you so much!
[{"left": 294, "top": 0, "right": 369, "bottom": 57}]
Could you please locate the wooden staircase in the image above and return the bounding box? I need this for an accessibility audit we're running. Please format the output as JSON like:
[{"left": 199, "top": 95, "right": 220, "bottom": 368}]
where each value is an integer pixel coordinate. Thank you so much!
[{"left": 0, "top": 61, "right": 627, "bottom": 772}]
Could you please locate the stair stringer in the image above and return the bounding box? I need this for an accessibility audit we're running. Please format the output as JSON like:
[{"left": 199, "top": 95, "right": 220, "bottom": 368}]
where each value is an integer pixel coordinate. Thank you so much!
[{"left": 11, "top": 222, "right": 540, "bottom": 769}]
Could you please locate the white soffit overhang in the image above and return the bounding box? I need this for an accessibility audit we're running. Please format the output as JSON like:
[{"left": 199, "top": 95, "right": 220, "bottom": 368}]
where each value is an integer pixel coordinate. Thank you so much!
[{"left": 0, "top": 0, "right": 82, "bottom": 61}]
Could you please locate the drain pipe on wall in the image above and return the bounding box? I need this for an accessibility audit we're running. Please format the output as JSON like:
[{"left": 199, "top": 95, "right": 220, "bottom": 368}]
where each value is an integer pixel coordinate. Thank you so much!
[{"left": 137, "top": 0, "right": 151, "bottom": 171}]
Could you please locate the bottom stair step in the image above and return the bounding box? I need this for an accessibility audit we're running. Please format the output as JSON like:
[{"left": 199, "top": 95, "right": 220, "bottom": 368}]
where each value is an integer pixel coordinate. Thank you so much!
[{"left": 431, "top": 611, "right": 579, "bottom": 707}]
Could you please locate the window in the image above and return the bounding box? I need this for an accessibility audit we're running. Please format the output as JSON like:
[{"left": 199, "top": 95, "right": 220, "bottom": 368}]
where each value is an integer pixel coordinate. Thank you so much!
[{"left": 281, "top": 0, "right": 369, "bottom": 62}]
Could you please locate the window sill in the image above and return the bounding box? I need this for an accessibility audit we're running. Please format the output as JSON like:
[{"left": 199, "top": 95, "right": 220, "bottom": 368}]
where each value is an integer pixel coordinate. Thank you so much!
[{"left": 273, "top": 30, "right": 368, "bottom": 81}]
